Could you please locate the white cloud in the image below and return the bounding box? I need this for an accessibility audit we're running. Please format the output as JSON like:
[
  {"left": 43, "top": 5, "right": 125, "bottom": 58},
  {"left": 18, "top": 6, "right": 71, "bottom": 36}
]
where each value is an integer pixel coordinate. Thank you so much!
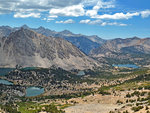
[
  {"left": 81, "top": 0, "right": 99, "bottom": 6},
  {"left": 47, "top": 18, "right": 54, "bottom": 22},
  {"left": 119, "top": 23, "right": 127, "bottom": 26},
  {"left": 0, "top": 0, "right": 150, "bottom": 21},
  {"left": 80, "top": 19, "right": 90, "bottom": 24},
  {"left": 0, "top": 0, "right": 83, "bottom": 13},
  {"left": 0, "top": 0, "right": 116, "bottom": 19},
  {"left": 100, "top": 22, "right": 127, "bottom": 26},
  {"left": 0, "top": 0, "right": 83, "bottom": 18},
  {"left": 92, "top": 12, "right": 140, "bottom": 20},
  {"left": 80, "top": 19, "right": 102, "bottom": 24},
  {"left": 100, "top": 22, "right": 107, "bottom": 26},
  {"left": 56, "top": 21, "right": 64, "bottom": 24},
  {"left": 86, "top": 0, "right": 115, "bottom": 17},
  {"left": 56, "top": 19, "right": 75, "bottom": 24},
  {"left": 89, "top": 19, "right": 102, "bottom": 24},
  {"left": 42, "top": 18, "right": 46, "bottom": 20},
  {"left": 93, "top": 0, "right": 115, "bottom": 10},
  {"left": 141, "top": 10, "right": 150, "bottom": 18},
  {"left": 82, "top": 0, "right": 115, "bottom": 8},
  {"left": 48, "top": 15, "right": 58, "bottom": 18},
  {"left": 14, "top": 12, "right": 41, "bottom": 18},
  {"left": 64, "top": 19, "right": 75, "bottom": 23},
  {"left": 46, "top": 15, "right": 58, "bottom": 21},
  {"left": 86, "top": 10, "right": 97, "bottom": 17},
  {"left": 49, "top": 4, "right": 85, "bottom": 17},
  {"left": 80, "top": 19, "right": 127, "bottom": 26}
]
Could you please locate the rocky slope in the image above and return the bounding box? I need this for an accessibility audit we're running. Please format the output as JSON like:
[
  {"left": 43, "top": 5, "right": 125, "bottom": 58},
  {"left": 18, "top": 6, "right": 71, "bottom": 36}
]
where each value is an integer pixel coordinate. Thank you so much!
[
  {"left": 34, "top": 27, "right": 105, "bottom": 54},
  {"left": 91, "top": 37, "right": 150, "bottom": 65},
  {"left": 0, "top": 26, "right": 15, "bottom": 37},
  {"left": 0, "top": 25, "right": 106, "bottom": 54},
  {"left": 0, "top": 28, "right": 99, "bottom": 70},
  {"left": 91, "top": 37, "right": 150, "bottom": 56}
]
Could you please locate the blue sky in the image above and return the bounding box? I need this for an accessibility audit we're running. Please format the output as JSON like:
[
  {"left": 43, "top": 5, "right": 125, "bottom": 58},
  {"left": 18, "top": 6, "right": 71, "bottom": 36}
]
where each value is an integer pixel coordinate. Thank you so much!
[{"left": 0, "top": 0, "right": 150, "bottom": 39}]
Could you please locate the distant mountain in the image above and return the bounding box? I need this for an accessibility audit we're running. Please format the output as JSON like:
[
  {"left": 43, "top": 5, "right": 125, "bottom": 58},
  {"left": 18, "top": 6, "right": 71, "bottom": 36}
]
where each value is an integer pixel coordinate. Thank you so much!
[
  {"left": 33, "top": 26, "right": 57, "bottom": 37},
  {"left": 86, "top": 35, "right": 106, "bottom": 45},
  {"left": 0, "top": 28, "right": 99, "bottom": 70},
  {"left": 0, "top": 26, "right": 15, "bottom": 37},
  {"left": 91, "top": 37, "right": 150, "bottom": 66},
  {"left": 34, "top": 27, "right": 106, "bottom": 54},
  {"left": 0, "top": 25, "right": 106, "bottom": 54}
]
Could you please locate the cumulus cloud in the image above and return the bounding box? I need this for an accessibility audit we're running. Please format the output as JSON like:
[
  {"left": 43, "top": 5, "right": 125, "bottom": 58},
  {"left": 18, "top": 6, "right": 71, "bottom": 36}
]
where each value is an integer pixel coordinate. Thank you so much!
[
  {"left": 49, "top": 0, "right": 115, "bottom": 18},
  {"left": 80, "top": 19, "right": 103, "bottom": 25},
  {"left": 86, "top": 0, "right": 115, "bottom": 17},
  {"left": 79, "top": 19, "right": 127, "bottom": 26},
  {"left": 141, "top": 10, "right": 150, "bottom": 18},
  {"left": 89, "top": 20, "right": 102, "bottom": 24},
  {"left": 14, "top": 12, "right": 41, "bottom": 18},
  {"left": 92, "top": 12, "right": 140, "bottom": 20},
  {"left": 0, "top": 0, "right": 150, "bottom": 21},
  {"left": 0, "top": 0, "right": 116, "bottom": 18},
  {"left": 56, "top": 19, "right": 75, "bottom": 24},
  {"left": 0, "top": 0, "right": 82, "bottom": 13},
  {"left": 56, "top": 21, "right": 64, "bottom": 24},
  {"left": 49, "top": 4, "right": 85, "bottom": 17},
  {"left": 86, "top": 10, "right": 97, "bottom": 17},
  {"left": 0, "top": 0, "right": 83, "bottom": 18},
  {"left": 100, "top": 22, "right": 127, "bottom": 26},
  {"left": 48, "top": 15, "right": 58, "bottom": 18},
  {"left": 79, "top": 19, "right": 91, "bottom": 24}
]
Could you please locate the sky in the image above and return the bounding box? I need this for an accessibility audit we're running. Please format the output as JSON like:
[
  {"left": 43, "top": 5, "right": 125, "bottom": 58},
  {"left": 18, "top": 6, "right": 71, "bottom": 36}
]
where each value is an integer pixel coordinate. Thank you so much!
[{"left": 0, "top": 0, "right": 150, "bottom": 39}]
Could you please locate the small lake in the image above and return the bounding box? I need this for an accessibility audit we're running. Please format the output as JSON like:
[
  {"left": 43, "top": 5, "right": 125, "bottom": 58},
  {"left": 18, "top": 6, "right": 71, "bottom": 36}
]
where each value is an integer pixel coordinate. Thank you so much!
[
  {"left": 77, "top": 71, "right": 85, "bottom": 76},
  {"left": 26, "top": 87, "right": 44, "bottom": 97},
  {"left": 0, "top": 79, "right": 13, "bottom": 85},
  {"left": 0, "top": 68, "right": 14, "bottom": 76},
  {"left": 113, "top": 64, "right": 139, "bottom": 68}
]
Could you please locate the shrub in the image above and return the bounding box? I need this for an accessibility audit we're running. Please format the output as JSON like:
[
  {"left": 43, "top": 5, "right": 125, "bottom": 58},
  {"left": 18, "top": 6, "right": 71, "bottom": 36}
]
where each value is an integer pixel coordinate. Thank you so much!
[
  {"left": 131, "top": 106, "right": 143, "bottom": 112},
  {"left": 116, "top": 100, "right": 123, "bottom": 104},
  {"left": 126, "top": 93, "right": 131, "bottom": 98}
]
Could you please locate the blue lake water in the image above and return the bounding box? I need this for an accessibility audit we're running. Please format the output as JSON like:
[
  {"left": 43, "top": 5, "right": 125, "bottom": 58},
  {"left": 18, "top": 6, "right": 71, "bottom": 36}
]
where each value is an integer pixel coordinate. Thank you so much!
[
  {"left": 113, "top": 64, "right": 139, "bottom": 68},
  {"left": 26, "top": 87, "right": 44, "bottom": 97},
  {"left": 77, "top": 71, "right": 85, "bottom": 76},
  {"left": 0, "top": 68, "right": 14, "bottom": 76},
  {"left": 21, "top": 67, "right": 38, "bottom": 71},
  {"left": 0, "top": 79, "right": 13, "bottom": 85}
]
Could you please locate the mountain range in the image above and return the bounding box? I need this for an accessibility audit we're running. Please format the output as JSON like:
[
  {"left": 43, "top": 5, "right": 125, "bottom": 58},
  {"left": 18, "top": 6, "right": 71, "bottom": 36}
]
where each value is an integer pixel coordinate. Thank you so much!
[
  {"left": 1, "top": 25, "right": 150, "bottom": 68},
  {"left": 0, "top": 25, "right": 106, "bottom": 54},
  {"left": 90, "top": 37, "right": 150, "bottom": 66},
  {"left": 0, "top": 27, "right": 99, "bottom": 70}
]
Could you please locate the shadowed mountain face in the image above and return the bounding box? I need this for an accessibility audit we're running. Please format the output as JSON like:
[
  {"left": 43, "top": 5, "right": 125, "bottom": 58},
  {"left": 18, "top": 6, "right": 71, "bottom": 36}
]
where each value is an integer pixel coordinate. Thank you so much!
[
  {"left": 0, "top": 28, "right": 99, "bottom": 70},
  {"left": 0, "top": 26, "right": 15, "bottom": 37},
  {"left": 0, "top": 25, "right": 106, "bottom": 55},
  {"left": 2, "top": 25, "right": 150, "bottom": 67},
  {"left": 34, "top": 27, "right": 101, "bottom": 54},
  {"left": 91, "top": 37, "right": 150, "bottom": 56},
  {"left": 34, "top": 27, "right": 106, "bottom": 54},
  {"left": 90, "top": 37, "right": 150, "bottom": 65}
]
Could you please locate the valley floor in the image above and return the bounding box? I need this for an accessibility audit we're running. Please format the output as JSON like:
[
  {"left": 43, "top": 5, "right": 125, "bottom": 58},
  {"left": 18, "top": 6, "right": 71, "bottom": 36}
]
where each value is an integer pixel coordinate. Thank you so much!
[{"left": 65, "top": 104, "right": 121, "bottom": 113}]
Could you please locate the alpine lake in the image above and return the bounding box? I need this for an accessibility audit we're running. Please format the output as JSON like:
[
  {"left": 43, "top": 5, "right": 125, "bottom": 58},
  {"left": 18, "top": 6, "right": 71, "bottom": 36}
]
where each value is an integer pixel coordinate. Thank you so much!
[{"left": 0, "top": 68, "right": 45, "bottom": 97}]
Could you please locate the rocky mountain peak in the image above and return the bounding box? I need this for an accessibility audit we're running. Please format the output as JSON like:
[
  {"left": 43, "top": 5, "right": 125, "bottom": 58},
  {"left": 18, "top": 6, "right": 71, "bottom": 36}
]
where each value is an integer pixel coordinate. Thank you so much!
[
  {"left": 132, "top": 36, "right": 140, "bottom": 39},
  {"left": 0, "top": 28, "right": 99, "bottom": 70},
  {"left": 60, "top": 30, "right": 73, "bottom": 35},
  {"left": 21, "top": 24, "right": 30, "bottom": 29},
  {"left": 8, "top": 28, "right": 38, "bottom": 40},
  {"left": 37, "top": 26, "right": 46, "bottom": 30}
]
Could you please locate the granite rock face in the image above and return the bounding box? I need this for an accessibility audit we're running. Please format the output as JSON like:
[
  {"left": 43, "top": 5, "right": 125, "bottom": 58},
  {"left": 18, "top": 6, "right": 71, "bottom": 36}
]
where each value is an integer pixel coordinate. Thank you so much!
[
  {"left": 0, "top": 28, "right": 98, "bottom": 70},
  {"left": 91, "top": 37, "right": 150, "bottom": 57},
  {"left": 34, "top": 27, "right": 105, "bottom": 54},
  {"left": 0, "top": 25, "right": 106, "bottom": 55},
  {"left": 90, "top": 37, "right": 150, "bottom": 65}
]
